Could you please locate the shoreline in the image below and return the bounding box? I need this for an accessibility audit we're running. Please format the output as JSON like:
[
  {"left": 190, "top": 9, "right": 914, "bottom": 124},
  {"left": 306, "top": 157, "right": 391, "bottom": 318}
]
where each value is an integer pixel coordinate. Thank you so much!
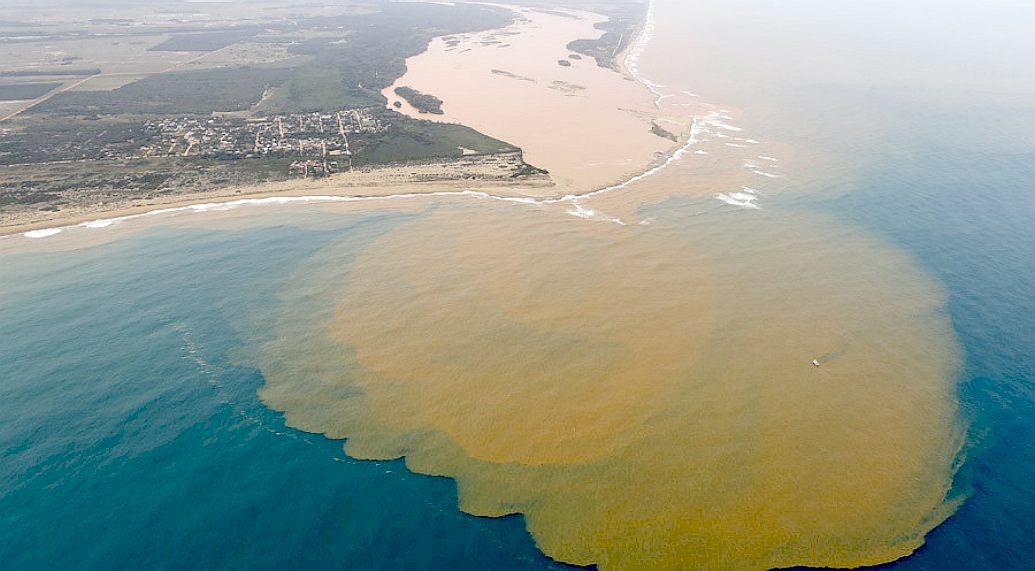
[
  {"left": 615, "top": 0, "right": 657, "bottom": 96},
  {"left": 1, "top": 0, "right": 682, "bottom": 241},
  {"left": 0, "top": 177, "right": 557, "bottom": 239}
]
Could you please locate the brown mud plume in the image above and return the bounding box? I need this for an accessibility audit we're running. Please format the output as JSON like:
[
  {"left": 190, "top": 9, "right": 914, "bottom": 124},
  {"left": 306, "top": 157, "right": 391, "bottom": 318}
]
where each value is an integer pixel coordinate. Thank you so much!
[{"left": 255, "top": 201, "right": 965, "bottom": 570}]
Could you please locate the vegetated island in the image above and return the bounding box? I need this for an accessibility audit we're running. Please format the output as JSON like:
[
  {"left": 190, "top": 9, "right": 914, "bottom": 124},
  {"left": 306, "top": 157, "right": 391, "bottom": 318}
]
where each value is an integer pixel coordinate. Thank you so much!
[
  {"left": 393, "top": 86, "right": 444, "bottom": 114},
  {"left": 650, "top": 120, "right": 678, "bottom": 142}
]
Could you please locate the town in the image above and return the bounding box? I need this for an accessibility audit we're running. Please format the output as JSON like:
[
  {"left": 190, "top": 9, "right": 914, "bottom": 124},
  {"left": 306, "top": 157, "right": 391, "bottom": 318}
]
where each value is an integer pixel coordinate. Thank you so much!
[{"left": 139, "top": 107, "right": 388, "bottom": 175}]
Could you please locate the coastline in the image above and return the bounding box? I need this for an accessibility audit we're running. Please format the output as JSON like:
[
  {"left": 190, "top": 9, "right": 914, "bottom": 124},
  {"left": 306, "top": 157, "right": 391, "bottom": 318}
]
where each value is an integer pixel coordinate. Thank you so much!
[
  {"left": 614, "top": 0, "right": 658, "bottom": 100},
  {"left": 1, "top": 0, "right": 678, "bottom": 241},
  {"left": 0, "top": 176, "right": 556, "bottom": 239}
]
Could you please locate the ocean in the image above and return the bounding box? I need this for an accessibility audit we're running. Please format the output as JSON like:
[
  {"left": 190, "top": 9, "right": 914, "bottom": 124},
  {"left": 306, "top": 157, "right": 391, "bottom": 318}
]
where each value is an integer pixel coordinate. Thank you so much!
[{"left": 2, "top": 0, "right": 1034, "bottom": 569}]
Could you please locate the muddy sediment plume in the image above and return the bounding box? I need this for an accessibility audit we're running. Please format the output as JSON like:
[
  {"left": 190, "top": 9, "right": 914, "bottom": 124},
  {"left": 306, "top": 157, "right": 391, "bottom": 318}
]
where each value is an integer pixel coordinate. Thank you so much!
[{"left": 254, "top": 202, "right": 965, "bottom": 570}]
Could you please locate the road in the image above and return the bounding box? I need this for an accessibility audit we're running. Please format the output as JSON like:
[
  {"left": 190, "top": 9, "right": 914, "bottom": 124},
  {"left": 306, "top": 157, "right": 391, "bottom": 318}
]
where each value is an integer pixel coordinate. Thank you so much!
[{"left": 0, "top": 44, "right": 236, "bottom": 124}]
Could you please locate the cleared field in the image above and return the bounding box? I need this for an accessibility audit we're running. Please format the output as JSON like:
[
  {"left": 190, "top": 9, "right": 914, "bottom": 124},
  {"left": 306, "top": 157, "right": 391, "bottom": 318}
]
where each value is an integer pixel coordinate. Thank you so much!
[
  {"left": 183, "top": 42, "right": 307, "bottom": 70},
  {"left": 0, "top": 35, "right": 193, "bottom": 76},
  {"left": 0, "top": 101, "right": 26, "bottom": 117}
]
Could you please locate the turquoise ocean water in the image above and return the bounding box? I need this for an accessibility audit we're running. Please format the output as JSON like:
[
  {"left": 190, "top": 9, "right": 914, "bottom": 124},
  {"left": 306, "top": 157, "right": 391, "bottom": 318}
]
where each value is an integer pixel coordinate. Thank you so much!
[
  {"left": 0, "top": 218, "right": 580, "bottom": 569},
  {"left": 3, "top": 0, "right": 1035, "bottom": 568}
]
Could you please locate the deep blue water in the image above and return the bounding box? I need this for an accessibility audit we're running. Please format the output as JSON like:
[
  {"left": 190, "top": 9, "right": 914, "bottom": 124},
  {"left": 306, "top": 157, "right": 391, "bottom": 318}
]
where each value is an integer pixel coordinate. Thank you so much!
[
  {"left": 811, "top": 112, "right": 1035, "bottom": 570},
  {"left": 0, "top": 218, "right": 577, "bottom": 570}
]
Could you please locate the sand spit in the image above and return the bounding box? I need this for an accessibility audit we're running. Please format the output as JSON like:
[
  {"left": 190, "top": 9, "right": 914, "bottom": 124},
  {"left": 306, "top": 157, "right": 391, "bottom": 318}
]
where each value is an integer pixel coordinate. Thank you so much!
[{"left": 0, "top": 155, "right": 552, "bottom": 239}]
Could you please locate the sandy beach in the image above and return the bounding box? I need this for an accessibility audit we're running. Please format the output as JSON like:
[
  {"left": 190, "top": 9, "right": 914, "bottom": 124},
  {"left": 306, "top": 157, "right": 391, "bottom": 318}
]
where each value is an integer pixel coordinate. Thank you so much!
[{"left": 0, "top": 174, "right": 557, "bottom": 241}]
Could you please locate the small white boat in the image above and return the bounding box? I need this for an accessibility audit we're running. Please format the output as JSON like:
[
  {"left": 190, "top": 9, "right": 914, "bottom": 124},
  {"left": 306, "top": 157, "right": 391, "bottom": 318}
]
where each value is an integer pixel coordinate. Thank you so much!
[{"left": 811, "top": 359, "right": 822, "bottom": 367}]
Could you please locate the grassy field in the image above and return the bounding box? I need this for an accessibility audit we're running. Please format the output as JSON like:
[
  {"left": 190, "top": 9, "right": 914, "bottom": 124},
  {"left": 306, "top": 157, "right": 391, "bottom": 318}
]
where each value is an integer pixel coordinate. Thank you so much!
[
  {"left": 352, "top": 112, "right": 516, "bottom": 166},
  {"left": 255, "top": 67, "right": 375, "bottom": 114},
  {"left": 33, "top": 67, "right": 290, "bottom": 116},
  {"left": 0, "top": 83, "right": 61, "bottom": 101}
]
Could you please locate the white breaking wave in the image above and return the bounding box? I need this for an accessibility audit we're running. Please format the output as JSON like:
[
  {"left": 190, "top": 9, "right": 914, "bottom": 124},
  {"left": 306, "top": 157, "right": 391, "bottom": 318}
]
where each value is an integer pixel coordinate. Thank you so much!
[
  {"left": 17, "top": 192, "right": 542, "bottom": 239},
  {"left": 24, "top": 228, "right": 63, "bottom": 238},
  {"left": 566, "top": 202, "right": 596, "bottom": 219},
  {"left": 623, "top": 0, "right": 664, "bottom": 109},
  {"left": 758, "top": 155, "right": 779, "bottom": 162},
  {"left": 752, "top": 170, "right": 786, "bottom": 179},
  {"left": 715, "top": 192, "right": 760, "bottom": 209},
  {"left": 552, "top": 114, "right": 708, "bottom": 203},
  {"left": 701, "top": 119, "right": 742, "bottom": 132}
]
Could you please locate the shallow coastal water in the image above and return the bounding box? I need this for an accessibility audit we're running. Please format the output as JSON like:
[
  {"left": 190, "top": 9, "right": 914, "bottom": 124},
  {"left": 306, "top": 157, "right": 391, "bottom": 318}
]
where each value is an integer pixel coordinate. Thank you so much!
[
  {"left": 3, "top": 0, "right": 1035, "bottom": 569},
  {"left": 0, "top": 221, "right": 582, "bottom": 570}
]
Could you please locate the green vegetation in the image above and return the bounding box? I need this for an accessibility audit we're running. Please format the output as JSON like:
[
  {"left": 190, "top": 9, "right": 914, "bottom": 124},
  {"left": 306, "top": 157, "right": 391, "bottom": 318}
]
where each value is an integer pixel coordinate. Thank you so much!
[
  {"left": 507, "top": 0, "right": 646, "bottom": 68},
  {"left": 651, "top": 121, "right": 678, "bottom": 142},
  {"left": 266, "top": 2, "right": 514, "bottom": 112},
  {"left": 351, "top": 110, "right": 515, "bottom": 166},
  {"left": 31, "top": 3, "right": 513, "bottom": 119},
  {"left": 34, "top": 67, "right": 288, "bottom": 116},
  {"left": 393, "top": 86, "right": 444, "bottom": 114},
  {"left": 0, "top": 156, "right": 295, "bottom": 212},
  {"left": 0, "top": 117, "right": 150, "bottom": 165},
  {"left": 0, "top": 83, "right": 61, "bottom": 101},
  {"left": 0, "top": 68, "right": 100, "bottom": 77},
  {"left": 149, "top": 29, "right": 260, "bottom": 52},
  {"left": 255, "top": 67, "right": 374, "bottom": 114}
]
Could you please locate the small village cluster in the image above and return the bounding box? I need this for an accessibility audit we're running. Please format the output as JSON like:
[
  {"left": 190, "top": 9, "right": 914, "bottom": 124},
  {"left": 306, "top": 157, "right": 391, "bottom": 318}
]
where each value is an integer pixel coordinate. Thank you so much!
[{"left": 139, "top": 108, "right": 387, "bottom": 176}]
